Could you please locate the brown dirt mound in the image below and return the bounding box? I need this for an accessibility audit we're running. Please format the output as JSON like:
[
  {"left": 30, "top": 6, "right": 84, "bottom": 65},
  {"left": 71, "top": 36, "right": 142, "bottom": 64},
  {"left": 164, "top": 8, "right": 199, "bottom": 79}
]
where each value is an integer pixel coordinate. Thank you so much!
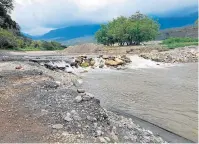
[
  {"left": 61, "top": 43, "right": 166, "bottom": 55},
  {"left": 63, "top": 43, "right": 104, "bottom": 54}
]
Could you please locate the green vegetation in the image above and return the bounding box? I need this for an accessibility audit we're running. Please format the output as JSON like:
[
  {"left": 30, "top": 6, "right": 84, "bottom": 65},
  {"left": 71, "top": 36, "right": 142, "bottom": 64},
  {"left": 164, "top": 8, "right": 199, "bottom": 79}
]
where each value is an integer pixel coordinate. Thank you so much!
[
  {"left": 0, "top": 0, "right": 65, "bottom": 51},
  {"left": 80, "top": 62, "right": 90, "bottom": 68},
  {"left": 162, "top": 37, "right": 198, "bottom": 49},
  {"left": 0, "top": 0, "right": 20, "bottom": 34},
  {"left": 95, "top": 12, "right": 159, "bottom": 46},
  {"left": 0, "top": 28, "right": 66, "bottom": 51}
]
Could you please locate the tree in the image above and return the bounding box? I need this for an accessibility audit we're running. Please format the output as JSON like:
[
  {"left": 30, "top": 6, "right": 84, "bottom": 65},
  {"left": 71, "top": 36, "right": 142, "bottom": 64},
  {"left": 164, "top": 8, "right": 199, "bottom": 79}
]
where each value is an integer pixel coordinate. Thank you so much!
[
  {"left": 0, "top": 28, "right": 17, "bottom": 49},
  {"left": 128, "top": 15, "right": 159, "bottom": 45},
  {"left": 0, "top": 0, "right": 14, "bottom": 13},
  {"left": 108, "top": 16, "right": 129, "bottom": 46},
  {"left": 95, "top": 12, "right": 160, "bottom": 46},
  {"left": 95, "top": 24, "right": 109, "bottom": 45},
  {"left": 130, "top": 11, "right": 146, "bottom": 20},
  {"left": 0, "top": 0, "right": 20, "bottom": 33}
]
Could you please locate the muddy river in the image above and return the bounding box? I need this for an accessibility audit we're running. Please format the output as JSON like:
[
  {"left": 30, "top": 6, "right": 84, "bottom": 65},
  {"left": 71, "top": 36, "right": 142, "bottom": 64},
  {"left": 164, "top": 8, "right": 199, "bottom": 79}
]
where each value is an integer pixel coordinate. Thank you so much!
[{"left": 81, "top": 58, "right": 198, "bottom": 142}]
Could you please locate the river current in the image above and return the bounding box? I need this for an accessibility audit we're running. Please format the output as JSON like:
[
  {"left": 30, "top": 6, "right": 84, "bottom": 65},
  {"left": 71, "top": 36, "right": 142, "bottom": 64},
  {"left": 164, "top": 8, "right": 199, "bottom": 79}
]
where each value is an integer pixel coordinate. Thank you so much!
[{"left": 80, "top": 56, "right": 198, "bottom": 142}]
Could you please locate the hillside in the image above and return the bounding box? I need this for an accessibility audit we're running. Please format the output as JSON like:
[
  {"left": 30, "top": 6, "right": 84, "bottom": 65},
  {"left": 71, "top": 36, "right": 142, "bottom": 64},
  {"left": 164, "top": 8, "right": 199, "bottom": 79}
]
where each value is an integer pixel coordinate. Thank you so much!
[
  {"left": 60, "top": 36, "right": 96, "bottom": 46},
  {"left": 34, "top": 24, "right": 100, "bottom": 40},
  {"left": 157, "top": 25, "right": 198, "bottom": 40}
]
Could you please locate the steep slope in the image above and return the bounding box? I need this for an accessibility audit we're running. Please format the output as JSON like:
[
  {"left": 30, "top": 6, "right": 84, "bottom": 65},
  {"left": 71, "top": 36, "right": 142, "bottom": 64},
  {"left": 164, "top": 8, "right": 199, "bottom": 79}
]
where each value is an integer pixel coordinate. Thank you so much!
[{"left": 157, "top": 25, "right": 198, "bottom": 40}]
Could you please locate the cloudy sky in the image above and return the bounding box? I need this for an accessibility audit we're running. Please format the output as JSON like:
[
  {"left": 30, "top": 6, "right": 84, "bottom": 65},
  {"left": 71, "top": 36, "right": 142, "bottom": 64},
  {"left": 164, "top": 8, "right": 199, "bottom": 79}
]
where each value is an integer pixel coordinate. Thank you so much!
[{"left": 11, "top": 0, "right": 198, "bottom": 35}]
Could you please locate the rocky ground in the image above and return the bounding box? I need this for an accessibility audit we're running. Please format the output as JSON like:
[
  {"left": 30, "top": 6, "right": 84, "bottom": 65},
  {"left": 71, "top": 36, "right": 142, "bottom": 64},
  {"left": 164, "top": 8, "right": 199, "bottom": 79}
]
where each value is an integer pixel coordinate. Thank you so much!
[
  {"left": 61, "top": 43, "right": 166, "bottom": 55},
  {"left": 139, "top": 46, "right": 198, "bottom": 63},
  {"left": 0, "top": 60, "right": 165, "bottom": 143},
  {"left": 61, "top": 43, "right": 198, "bottom": 63},
  {"left": 0, "top": 43, "right": 197, "bottom": 143}
]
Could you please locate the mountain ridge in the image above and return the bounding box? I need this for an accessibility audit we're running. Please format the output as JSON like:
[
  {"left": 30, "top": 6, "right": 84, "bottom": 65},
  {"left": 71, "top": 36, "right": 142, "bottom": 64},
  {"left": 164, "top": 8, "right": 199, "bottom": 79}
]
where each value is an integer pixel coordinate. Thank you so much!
[{"left": 25, "top": 10, "right": 198, "bottom": 45}]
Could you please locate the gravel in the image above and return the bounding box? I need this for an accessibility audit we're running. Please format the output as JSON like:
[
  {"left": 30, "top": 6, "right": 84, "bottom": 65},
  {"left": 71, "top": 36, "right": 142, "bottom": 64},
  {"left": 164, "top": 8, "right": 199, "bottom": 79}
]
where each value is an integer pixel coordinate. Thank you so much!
[{"left": 139, "top": 46, "right": 198, "bottom": 63}]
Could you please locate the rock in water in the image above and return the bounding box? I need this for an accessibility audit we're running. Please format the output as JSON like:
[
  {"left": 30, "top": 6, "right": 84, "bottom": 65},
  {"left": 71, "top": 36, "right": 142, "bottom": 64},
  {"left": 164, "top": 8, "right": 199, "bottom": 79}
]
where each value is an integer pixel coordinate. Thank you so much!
[
  {"left": 90, "top": 59, "right": 96, "bottom": 66},
  {"left": 99, "top": 64, "right": 104, "bottom": 68},
  {"left": 65, "top": 67, "right": 73, "bottom": 73},
  {"left": 80, "top": 62, "right": 90, "bottom": 68},
  {"left": 115, "top": 58, "right": 124, "bottom": 65},
  {"left": 102, "top": 55, "right": 109, "bottom": 59},
  {"left": 105, "top": 60, "right": 119, "bottom": 66}
]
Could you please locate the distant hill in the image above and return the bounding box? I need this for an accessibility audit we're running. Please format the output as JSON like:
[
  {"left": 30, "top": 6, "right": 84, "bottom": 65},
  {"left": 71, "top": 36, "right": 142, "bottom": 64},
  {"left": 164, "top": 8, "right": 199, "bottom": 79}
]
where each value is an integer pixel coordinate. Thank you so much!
[
  {"left": 34, "top": 24, "right": 100, "bottom": 40},
  {"left": 157, "top": 25, "right": 198, "bottom": 40},
  {"left": 27, "top": 11, "right": 198, "bottom": 44},
  {"left": 155, "top": 12, "right": 198, "bottom": 29},
  {"left": 59, "top": 36, "right": 96, "bottom": 46}
]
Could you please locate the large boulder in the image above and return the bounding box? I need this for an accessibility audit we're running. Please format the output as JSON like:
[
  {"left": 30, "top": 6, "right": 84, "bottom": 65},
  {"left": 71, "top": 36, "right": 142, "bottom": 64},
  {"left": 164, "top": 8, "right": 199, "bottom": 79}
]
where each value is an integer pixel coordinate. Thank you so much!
[
  {"left": 105, "top": 60, "right": 121, "bottom": 66},
  {"left": 80, "top": 62, "right": 90, "bottom": 67},
  {"left": 114, "top": 58, "right": 124, "bottom": 65},
  {"left": 75, "top": 57, "right": 83, "bottom": 65},
  {"left": 121, "top": 55, "right": 132, "bottom": 63},
  {"left": 89, "top": 58, "right": 96, "bottom": 66},
  {"left": 102, "top": 55, "right": 109, "bottom": 59}
]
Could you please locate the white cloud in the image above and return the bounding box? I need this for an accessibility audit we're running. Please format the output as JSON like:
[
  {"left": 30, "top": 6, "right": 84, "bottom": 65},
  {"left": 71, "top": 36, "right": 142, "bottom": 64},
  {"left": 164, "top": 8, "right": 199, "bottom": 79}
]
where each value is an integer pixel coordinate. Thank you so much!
[{"left": 11, "top": 0, "right": 198, "bottom": 35}]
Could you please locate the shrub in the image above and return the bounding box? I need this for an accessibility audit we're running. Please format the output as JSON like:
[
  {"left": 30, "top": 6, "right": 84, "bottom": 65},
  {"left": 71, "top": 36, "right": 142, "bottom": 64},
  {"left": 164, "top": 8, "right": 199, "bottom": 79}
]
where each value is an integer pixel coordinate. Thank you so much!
[
  {"left": 0, "top": 29, "right": 65, "bottom": 51},
  {"left": 162, "top": 37, "right": 198, "bottom": 49},
  {"left": 0, "top": 28, "right": 17, "bottom": 49},
  {"left": 162, "top": 37, "right": 198, "bottom": 45}
]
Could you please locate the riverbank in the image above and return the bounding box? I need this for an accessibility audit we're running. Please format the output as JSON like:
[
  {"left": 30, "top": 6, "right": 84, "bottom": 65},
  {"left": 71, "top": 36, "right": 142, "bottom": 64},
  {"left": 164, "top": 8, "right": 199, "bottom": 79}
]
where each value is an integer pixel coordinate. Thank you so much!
[{"left": 0, "top": 59, "right": 166, "bottom": 143}]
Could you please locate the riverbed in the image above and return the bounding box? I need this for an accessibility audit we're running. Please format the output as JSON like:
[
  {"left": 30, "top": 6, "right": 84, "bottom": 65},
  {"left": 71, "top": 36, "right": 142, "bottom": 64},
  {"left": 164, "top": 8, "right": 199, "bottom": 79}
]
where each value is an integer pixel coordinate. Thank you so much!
[{"left": 81, "top": 59, "right": 198, "bottom": 142}]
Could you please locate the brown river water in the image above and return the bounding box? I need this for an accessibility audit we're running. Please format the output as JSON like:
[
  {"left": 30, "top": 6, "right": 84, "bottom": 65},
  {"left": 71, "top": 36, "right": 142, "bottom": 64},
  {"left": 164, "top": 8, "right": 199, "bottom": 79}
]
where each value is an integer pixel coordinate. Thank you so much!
[{"left": 81, "top": 60, "right": 198, "bottom": 142}]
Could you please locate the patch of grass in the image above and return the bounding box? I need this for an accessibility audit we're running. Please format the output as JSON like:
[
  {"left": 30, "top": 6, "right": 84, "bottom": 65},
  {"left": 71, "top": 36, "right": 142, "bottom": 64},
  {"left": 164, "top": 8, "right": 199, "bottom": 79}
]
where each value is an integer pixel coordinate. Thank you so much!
[
  {"left": 166, "top": 42, "right": 198, "bottom": 49},
  {"left": 15, "top": 47, "right": 42, "bottom": 51},
  {"left": 162, "top": 37, "right": 198, "bottom": 44},
  {"left": 162, "top": 37, "right": 198, "bottom": 49}
]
